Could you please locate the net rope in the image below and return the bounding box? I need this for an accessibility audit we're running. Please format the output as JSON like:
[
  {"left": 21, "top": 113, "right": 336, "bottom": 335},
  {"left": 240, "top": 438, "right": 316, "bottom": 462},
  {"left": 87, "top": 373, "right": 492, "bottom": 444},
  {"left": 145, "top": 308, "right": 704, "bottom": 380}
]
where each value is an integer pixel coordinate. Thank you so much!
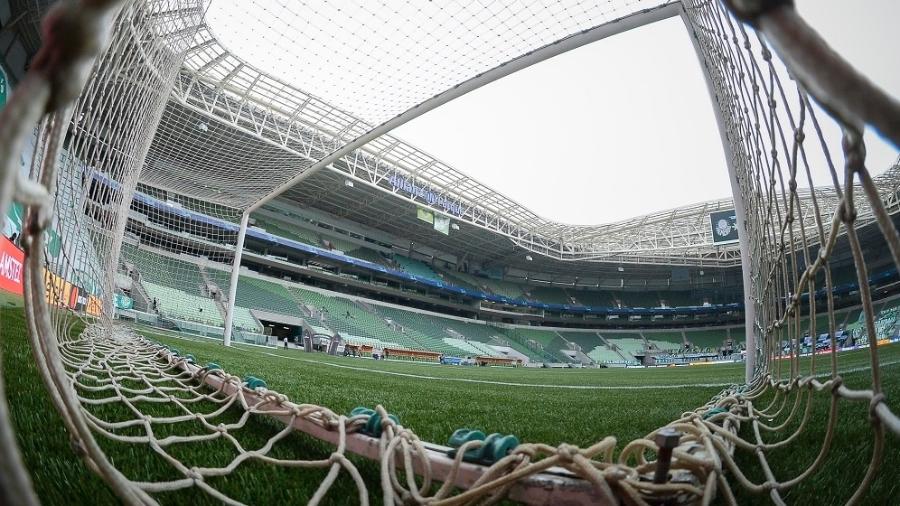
[{"left": 0, "top": 0, "right": 899, "bottom": 504}]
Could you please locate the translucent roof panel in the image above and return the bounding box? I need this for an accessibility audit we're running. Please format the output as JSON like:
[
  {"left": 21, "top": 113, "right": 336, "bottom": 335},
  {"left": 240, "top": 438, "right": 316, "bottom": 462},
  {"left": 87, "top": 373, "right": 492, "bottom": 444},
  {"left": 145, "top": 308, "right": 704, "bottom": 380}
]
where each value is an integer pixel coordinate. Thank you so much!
[{"left": 205, "top": 0, "right": 670, "bottom": 125}]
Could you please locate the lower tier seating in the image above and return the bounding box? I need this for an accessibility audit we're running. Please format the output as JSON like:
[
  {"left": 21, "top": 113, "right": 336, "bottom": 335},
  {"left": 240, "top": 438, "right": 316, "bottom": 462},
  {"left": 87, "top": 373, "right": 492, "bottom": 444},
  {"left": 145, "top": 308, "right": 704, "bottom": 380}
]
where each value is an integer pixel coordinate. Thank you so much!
[{"left": 142, "top": 281, "right": 223, "bottom": 327}]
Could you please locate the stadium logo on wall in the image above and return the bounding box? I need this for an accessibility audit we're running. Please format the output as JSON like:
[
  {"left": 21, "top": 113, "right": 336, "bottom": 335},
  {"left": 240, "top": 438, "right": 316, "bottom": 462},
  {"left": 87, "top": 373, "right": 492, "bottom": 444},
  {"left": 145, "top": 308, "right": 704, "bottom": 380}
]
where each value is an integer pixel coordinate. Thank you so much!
[
  {"left": 709, "top": 210, "right": 739, "bottom": 244},
  {"left": 389, "top": 172, "right": 463, "bottom": 217}
]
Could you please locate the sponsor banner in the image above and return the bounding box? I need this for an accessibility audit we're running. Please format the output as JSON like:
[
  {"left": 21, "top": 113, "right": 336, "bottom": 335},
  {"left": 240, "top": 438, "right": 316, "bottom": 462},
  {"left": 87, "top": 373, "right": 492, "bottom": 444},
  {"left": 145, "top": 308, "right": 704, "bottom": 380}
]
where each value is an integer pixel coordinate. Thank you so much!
[
  {"left": 433, "top": 214, "right": 450, "bottom": 235},
  {"left": 86, "top": 295, "right": 103, "bottom": 316},
  {"left": 43, "top": 269, "right": 78, "bottom": 308},
  {"left": 709, "top": 209, "right": 739, "bottom": 244},
  {"left": 114, "top": 293, "right": 134, "bottom": 309},
  {"left": 389, "top": 172, "right": 464, "bottom": 217},
  {"left": 75, "top": 288, "right": 88, "bottom": 311},
  {"left": 416, "top": 207, "right": 433, "bottom": 224},
  {"left": 0, "top": 235, "right": 24, "bottom": 295}
]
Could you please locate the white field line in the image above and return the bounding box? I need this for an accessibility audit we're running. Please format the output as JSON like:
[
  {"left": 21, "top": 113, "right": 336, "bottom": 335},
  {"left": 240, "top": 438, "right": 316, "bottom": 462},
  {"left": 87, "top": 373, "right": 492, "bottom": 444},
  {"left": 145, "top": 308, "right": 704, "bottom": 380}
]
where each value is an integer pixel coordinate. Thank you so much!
[
  {"left": 149, "top": 331, "right": 900, "bottom": 390},
  {"left": 266, "top": 354, "right": 900, "bottom": 390},
  {"left": 261, "top": 352, "right": 736, "bottom": 390}
]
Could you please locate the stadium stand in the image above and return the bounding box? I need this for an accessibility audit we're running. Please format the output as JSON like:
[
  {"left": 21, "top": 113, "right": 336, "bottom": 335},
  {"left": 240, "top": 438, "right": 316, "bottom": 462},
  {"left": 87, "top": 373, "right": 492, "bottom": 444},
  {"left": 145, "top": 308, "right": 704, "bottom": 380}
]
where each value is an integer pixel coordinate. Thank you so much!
[
  {"left": 230, "top": 306, "right": 263, "bottom": 333},
  {"left": 436, "top": 269, "right": 482, "bottom": 290},
  {"left": 642, "top": 330, "right": 685, "bottom": 350},
  {"left": 659, "top": 291, "right": 697, "bottom": 307},
  {"left": 555, "top": 331, "right": 603, "bottom": 354},
  {"left": 728, "top": 327, "right": 746, "bottom": 345},
  {"left": 569, "top": 289, "right": 616, "bottom": 308},
  {"left": 503, "top": 327, "right": 571, "bottom": 362},
  {"left": 528, "top": 286, "right": 573, "bottom": 305},
  {"left": 344, "top": 247, "right": 386, "bottom": 265},
  {"left": 320, "top": 234, "right": 357, "bottom": 253},
  {"left": 394, "top": 256, "right": 441, "bottom": 281},
  {"left": 207, "top": 270, "right": 300, "bottom": 317},
  {"left": 600, "top": 333, "right": 646, "bottom": 361},
  {"left": 479, "top": 277, "right": 526, "bottom": 299},
  {"left": 555, "top": 331, "right": 628, "bottom": 364},
  {"left": 141, "top": 281, "right": 223, "bottom": 327},
  {"left": 684, "top": 329, "right": 727, "bottom": 350},
  {"left": 373, "top": 305, "right": 473, "bottom": 356},
  {"left": 441, "top": 319, "right": 502, "bottom": 344},
  {"left": 255, "top": 218, "right": 320, "bottom": 246},
  {"left": 122, "top": 244, "right": 206, "bottom": 295},
  {"left": 288, "top": 288, "right": 436, "bottom": 352},
  {"left": 612, "top": 291, "right": 660, "bottom": 308}
]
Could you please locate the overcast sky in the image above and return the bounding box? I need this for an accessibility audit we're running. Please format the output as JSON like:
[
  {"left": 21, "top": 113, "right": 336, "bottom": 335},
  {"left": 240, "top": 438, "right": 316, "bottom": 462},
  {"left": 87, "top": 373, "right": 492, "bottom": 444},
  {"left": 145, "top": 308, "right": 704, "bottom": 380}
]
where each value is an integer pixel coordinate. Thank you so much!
[{"left": 393, "top": 0, "right": 900, "bottom": 225}]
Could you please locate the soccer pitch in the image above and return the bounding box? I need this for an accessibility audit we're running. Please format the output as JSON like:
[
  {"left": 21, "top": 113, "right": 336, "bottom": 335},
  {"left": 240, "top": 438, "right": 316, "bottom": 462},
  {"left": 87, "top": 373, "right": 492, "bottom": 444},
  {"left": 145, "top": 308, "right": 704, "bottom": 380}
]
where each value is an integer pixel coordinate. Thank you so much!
[{"left": 3, "top": 309, "right": 898, "bottom": 504}]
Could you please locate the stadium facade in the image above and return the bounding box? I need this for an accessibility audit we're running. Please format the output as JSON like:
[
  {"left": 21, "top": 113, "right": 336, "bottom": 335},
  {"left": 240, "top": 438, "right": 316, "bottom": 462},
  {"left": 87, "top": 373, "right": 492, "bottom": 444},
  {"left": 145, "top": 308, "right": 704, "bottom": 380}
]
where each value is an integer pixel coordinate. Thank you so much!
[
  {"left": 2, "top": 0, "right": 899, "bottom": 370},
  {"left": 2, "top": 0, "right": 900, "bottom": 504}
]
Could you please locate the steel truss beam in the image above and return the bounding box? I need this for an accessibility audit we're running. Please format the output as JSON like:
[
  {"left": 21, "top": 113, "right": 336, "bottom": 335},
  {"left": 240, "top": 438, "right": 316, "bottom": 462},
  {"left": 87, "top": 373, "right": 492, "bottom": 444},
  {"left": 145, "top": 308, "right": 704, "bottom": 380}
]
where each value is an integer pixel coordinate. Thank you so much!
[{"left": 163, "top": 9, "right": 900, "bottom": 268}]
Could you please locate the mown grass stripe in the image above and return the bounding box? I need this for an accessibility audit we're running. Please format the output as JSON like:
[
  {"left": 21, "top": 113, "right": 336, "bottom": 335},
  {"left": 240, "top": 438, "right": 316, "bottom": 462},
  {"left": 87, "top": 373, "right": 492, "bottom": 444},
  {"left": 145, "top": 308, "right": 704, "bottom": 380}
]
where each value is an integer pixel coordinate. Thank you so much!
[{"left": 262, "top": 352, "right": 738, "bottom": 390}]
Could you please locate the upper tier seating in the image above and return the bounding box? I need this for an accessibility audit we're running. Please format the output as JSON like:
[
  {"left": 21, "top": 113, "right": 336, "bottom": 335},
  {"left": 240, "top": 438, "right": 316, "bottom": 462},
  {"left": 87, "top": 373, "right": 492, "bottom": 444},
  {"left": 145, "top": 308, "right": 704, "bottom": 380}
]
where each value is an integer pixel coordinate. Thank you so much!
[
  {"left": 529, "top": 286, "right": 573, "bottom": 305},
  {"left": 142, "top": 281, "right": 223, "bottom": 327},
  {"left": 321, "top": 234, "right": 357, "bottom": 253},
  {"left": 659, "top": 291, "right": 697, "bottom": 307},
  {"left": 256, "top": 219, "right": 321, "bottom": 246},
  {"left": 345, "top": 247, "right": 386, "bottom": 265},
  {"left": 394, "top": 256, "right": 441, "bottom": 282},
  {"left": 479, "top": 277, "right": 525, "bottom": 299},
  {"left": 436, "top": 270, "right": 482, "bottom": 290},
  {"left": 569, "top": 290, "right": 616, "bottom": 307},
  {"left": 611, "top": 291, "right": 660, "bottom": 308}
]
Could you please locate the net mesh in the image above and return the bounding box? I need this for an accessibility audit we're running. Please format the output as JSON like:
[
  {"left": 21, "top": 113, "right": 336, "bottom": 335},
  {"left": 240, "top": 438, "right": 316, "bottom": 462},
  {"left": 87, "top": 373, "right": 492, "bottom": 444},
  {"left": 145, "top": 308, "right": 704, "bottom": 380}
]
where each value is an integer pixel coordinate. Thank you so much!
[{"left": 1, "top": 0, "right": 898, "bottom": 504}]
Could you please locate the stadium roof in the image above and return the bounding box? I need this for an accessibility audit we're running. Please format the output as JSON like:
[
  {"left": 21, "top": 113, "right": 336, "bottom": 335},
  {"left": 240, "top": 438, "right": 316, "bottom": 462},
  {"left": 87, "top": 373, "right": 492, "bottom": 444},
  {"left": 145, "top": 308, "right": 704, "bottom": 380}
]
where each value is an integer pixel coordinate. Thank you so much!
[{"left": 14, "top": 0, "right": 894, "bottom": 266}]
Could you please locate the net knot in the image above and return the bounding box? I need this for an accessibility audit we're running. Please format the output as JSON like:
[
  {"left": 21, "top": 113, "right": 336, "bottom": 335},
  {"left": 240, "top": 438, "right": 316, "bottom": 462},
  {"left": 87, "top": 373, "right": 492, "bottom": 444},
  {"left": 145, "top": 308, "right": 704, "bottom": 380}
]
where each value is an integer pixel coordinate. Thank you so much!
[
  {"left": 839, "top": 202, "right": 857, "bottom": 224},
  {"left": 556, "top": 443, "right": 580, "bottom": 463},
  {"left": 869, "top": 393, "right": 886, "bottom": 421},
  {"left": 188, "top": 467, "right": 203, "bottom": 482},
  {"left": 830, "top": 375, "right": 844, "bottom": 393}
]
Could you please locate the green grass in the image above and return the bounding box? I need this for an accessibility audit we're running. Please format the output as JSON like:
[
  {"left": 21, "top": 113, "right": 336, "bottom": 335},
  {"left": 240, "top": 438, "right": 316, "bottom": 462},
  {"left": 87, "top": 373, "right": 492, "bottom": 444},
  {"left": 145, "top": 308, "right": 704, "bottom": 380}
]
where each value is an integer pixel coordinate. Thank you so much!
[{"left": 2, "top": 307, "right": 898, "bottom": 504}]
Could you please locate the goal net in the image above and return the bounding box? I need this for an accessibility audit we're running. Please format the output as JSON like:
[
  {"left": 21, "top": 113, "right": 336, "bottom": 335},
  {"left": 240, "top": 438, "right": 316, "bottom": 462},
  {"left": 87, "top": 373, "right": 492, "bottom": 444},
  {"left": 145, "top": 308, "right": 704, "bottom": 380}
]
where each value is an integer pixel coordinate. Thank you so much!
[{"left": 0, "top": 0, "right": 898, "bottom": 504}]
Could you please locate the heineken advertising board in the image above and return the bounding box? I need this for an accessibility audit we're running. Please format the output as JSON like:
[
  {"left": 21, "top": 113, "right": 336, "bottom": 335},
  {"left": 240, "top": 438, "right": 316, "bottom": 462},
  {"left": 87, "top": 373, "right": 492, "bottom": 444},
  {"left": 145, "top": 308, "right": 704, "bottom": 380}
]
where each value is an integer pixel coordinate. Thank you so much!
[{"left": 709, "top": 209, "right": 739, "bottom": 244}]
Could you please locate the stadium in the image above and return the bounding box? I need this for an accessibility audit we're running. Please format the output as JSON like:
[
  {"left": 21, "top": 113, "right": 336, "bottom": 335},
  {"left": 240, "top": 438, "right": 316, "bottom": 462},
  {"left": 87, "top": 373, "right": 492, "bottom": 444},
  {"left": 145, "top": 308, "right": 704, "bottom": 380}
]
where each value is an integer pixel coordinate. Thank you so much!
[{"left": 0, "top": 0, "right": 898, "bottom": 504}]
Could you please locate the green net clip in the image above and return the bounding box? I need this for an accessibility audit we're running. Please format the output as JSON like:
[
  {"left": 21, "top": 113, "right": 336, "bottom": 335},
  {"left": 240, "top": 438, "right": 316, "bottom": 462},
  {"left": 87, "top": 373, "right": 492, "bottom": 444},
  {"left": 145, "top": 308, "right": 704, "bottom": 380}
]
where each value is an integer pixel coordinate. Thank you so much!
[
  {"left": 169, "top": 347, "right": 179, "bottom": 357},
  {"left": 350, "top": 407, "right": 398, "bottom": 438},
  {"left": 447, "top": 429, "right": 519, "bottom": 465},
  {"left": 206, "top": 362, "right": 222, "bottom": 371},
  {"left": 243, "top": 375, "right": 268, "bottom": 390},
  {"left": 703, "top": 407, "right": 728, "bottom": 420},
  {"left": 184, "top": 354, "right": 196, "bottom": 364}
]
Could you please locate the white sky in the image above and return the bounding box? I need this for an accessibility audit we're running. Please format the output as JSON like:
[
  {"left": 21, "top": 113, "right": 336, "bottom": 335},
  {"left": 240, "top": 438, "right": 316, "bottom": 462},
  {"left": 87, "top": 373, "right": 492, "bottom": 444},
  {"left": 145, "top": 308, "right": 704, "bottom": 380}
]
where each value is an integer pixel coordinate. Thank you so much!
[{"left": 393, "top": 0, "right": 900, "bottom": 225}]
